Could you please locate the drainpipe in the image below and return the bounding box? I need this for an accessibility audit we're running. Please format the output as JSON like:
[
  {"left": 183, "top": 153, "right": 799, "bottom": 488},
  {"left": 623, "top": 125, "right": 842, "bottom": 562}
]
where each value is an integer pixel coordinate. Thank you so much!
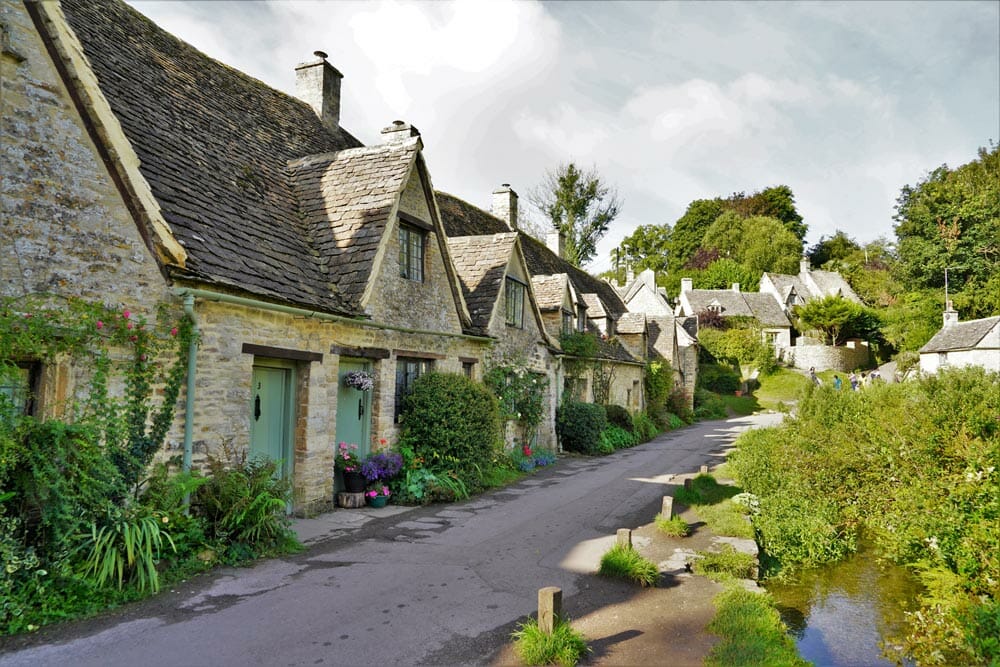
[{"left": 182, "top": 293, "right": 199, "bottom": 506}]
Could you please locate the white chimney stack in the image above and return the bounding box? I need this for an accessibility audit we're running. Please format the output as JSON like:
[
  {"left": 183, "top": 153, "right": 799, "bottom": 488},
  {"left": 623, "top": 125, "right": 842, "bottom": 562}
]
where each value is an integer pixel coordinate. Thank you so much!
[
  {"left": 681, "top": 277, "right": 693, "bottom": 293},
  {"left": 295, "top": 51, "right": 342, "bottom": 131},
  {"left": 943, "top": 300, "right": 959, "bottom": 327},
  {"left": 380, "top": 120, "right": 421, "bottom": 144},
  {"left": 492, "top": 184, "right": 518, "bottom": 230},
  {"left": 547, "top": 230, "right": 566, "bottom": 259}
]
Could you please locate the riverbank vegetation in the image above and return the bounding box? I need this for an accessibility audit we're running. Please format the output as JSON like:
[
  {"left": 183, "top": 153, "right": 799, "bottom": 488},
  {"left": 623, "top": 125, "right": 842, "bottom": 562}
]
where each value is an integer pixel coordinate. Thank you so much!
[{"left": 728, "top": 366, "right": 1000, "bottom": 664}]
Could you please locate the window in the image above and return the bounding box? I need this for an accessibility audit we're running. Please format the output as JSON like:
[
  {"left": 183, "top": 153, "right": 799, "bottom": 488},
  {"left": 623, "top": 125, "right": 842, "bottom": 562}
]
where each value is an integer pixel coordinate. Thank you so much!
[
  {"left": 505, "top": 277, "right": 525, "bottom": 328},
  {"left": 561, "top": 309, "right": 573, "bottom": 336},
  {"left": 462, "top": 361, "right": 475, "bottom": 378},
  {"left": 0, "top": 362, "right": 37, "bottom": 415},
  {"left": 399, "top": 224, "right": 424, "bottom": 282},
  {"left": 576, "top": 304, "right": 586, "bottom": 332},
  {"left": 395, "top": 357, "right": 433, "bottom": 421}
]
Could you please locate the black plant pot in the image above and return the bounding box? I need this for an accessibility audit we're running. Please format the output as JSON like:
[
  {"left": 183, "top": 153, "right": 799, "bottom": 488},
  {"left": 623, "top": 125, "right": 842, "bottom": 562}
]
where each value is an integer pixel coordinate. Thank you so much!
[{"left": 343, "top": 471, "right": 366, "bottom": 493}]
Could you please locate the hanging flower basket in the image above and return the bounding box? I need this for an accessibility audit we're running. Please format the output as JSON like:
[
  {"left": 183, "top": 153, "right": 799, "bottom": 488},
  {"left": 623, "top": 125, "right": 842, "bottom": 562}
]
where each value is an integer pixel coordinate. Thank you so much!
[{"left": 343, "top": 370, "right": 374, "bottom": 391}]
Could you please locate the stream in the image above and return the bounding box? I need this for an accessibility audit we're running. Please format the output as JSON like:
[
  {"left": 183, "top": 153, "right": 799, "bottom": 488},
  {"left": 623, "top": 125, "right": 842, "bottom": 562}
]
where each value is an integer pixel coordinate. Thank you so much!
[{"left": 766, "top": 542, "right": 923, "bottom": 666}]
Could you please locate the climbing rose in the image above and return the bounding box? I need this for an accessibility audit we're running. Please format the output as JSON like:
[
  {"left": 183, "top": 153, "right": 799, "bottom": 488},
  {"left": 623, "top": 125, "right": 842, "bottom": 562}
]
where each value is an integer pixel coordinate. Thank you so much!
[
  {"left": 126, "top": 321, "right": 134, "bottom": 330},
  {"left": 122, "top": 309, "right": 131, "bottom": 319},
  {"left": 96, "top": 320, "right": 104, "bottom": 330}
]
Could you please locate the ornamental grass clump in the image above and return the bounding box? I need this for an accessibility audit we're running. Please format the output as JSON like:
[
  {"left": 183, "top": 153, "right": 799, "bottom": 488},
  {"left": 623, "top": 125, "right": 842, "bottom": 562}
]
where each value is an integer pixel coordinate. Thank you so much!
[
  {"left": 654, "top": 513, "right": 689, "bottom": 537},
  {"left": 693, "top": 545, "right": 757, "bottom": 582},
  {"left": 512, "top": 616, "right": 589, "bottom": 667},
  {"left": 598, "top": 544, "right": 659, "bottom": 587}
]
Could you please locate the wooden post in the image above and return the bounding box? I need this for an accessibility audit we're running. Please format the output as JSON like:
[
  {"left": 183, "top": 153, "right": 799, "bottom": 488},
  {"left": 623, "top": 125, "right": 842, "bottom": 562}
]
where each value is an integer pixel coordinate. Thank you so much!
[
  {"left": 538, "top": 586, "right": 562, "bottom": 635},
  {"left": 661, "top": 496, "right": 674, "bottom": 519},
  {"left": 616, "top": 528, "right": 632, "bottom": 548},
  {"left": 684, "top": 478, "right": 693, "bottom": 491},
  {"left": 700, "top": 465, "right": 708, "bottom": 474}
]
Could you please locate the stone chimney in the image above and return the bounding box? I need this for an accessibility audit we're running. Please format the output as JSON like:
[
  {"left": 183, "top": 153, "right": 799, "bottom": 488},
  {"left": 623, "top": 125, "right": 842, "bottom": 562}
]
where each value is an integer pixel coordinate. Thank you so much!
[
  {"left": 295, "top": 51, "right": 342, "bottom": 131},
  {"left": 800, "top": 256, "right": 810, "bottom": 276},
  {"left": 731, "top": 282, "right": 740, "bottom": 293},
  {"left": 681, "top": 277, "right": 693, "bottom": 293},
  {"left": 943, "top": 300, "right": 959, "bottom": 327},
  {"left": 381, "top": 119, "right": 421, "bottom": 143},
  {"left": 546, "top": 230, "right": 566, "bottom": 259},
  {"left": 492, "top": 184, "right": 518, "bottom": 230},
  {"left": 626, "top": 264, "right": 635, "bottom": 284}
]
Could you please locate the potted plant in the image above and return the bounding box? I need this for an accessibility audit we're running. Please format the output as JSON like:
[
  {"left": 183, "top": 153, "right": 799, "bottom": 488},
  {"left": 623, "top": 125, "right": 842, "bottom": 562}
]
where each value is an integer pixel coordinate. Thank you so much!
[
  {"left": 335, "top": 441, "right": 365, "bottom": 493},
  {"left": 361, "top": 450, "right": 403, "bottom": 485},
  {"left": 343, "top": 370, "right": 374, "bottom": 391},
  {"left": 365, "top": 485, "right": 391, "bottom": 508}
]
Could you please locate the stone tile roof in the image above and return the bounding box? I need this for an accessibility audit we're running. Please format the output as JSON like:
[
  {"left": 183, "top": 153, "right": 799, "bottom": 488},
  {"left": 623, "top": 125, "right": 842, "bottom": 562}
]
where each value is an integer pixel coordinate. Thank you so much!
[
  {"left": 62, "top": 0, "right": 367, "bottom": 313},
  {"left": 920, "top": 316, "right": 1000, "bottom": 353},
  {"left": 288, "top": 141, "right": 418, "bottom": 310},
  {"left": 763, "top": 273, "right": 808, "bottom": 303},
  {"left": 581, "top": 293, "right": 607, "bottom": 318},
  {"left": 530, "top": 274, "right": 568, "bottom": 311},
  {"left": 436, "top": 191, "right": 510, "bottom": 237},
  {"left": 617, "top": 312, "right": 647, "bottom": 335},
  {"left": 445, "top": 234, "right": 518, "bottom": 332},
  {"left": 809, "top": 270, "right": 861, "bottom": 302},
  {"left": 743, "top": 293, "right": 792, "bottom": 327},
  {"left": 685, "top": 289, "right": 755, "bottom": 317}
]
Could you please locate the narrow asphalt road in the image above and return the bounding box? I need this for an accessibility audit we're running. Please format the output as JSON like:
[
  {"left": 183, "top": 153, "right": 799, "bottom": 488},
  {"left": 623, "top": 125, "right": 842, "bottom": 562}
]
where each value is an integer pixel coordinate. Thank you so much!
[{"left": 0, "top": 413, "right": 780, "bottom": 666}]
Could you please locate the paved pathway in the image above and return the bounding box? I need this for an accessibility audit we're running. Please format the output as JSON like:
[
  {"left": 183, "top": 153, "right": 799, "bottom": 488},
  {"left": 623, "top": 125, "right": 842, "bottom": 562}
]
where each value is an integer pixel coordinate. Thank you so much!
[{"left": 0, "top": 413, "right": 781, "bottom": 666}]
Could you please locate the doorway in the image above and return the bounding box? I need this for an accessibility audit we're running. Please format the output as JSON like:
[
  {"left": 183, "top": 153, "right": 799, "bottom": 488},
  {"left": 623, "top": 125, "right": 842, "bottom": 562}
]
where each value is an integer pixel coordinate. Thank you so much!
[{"left": 250, "top": 360, "right": 296, "bottom": 480}]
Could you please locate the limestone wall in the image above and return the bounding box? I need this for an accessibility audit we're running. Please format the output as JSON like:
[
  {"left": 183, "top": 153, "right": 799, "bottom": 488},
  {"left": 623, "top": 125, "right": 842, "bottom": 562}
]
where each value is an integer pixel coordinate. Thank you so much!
[{"left": 789, "top": 340, "right": 870, "bottom": 372}]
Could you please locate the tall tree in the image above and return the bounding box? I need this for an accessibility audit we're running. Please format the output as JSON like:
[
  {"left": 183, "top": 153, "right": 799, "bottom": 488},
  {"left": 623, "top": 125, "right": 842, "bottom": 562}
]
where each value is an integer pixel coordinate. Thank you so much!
[
  {"left": 808, "top": 230, "right": 861, "bottom": 267},
  {"left": 894, "top": 143, "right": 999, "bottom": 291},
  {"left": 610, "top": 223, "right": 671, "bottom": 281},
  {"left": 668, "top": 198, "right": 725, "bottom": 273},
  {"left": 529, "top": 163, "right": 622, "bottom": 267},
  {"left": 725, "top": 185, "right": 807, "bottom": 241}
]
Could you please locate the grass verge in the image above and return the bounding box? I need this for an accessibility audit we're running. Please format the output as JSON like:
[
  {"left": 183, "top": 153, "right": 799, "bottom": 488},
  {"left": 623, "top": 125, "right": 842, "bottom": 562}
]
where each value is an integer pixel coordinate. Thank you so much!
[
  {"left": 753, "top": 367, "right": 810, "bottom": 411},
  {"left": 674, "top": 474, "right": 754, "bottom": 539},
  {"left": 598, "top": 544, "right": 659, "bottom": 587},
  {"left": 706, "top": 584, "right": 809, "bottom": 667},
  {"left": 512, "top": 616, "right": 589, "bottom": 666},
  {"left": 693, "top": 545, "right": 758, "bottom": 582},
  {"left": 654, "top": 513, "right": 690, "bottom": 537}
]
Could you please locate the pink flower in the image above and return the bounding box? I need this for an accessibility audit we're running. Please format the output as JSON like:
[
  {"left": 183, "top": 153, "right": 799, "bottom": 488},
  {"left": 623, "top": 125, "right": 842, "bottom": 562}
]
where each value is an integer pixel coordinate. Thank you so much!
[
  {"left": 170, "top": 327, "right": 178, "bottom": 337},
  {"left": 129, "top": 335, "right": 138, "bottom": 342},
  {"left": 126, "top": 321, "right": 134, "bottom": 330},
  {"left": 123, "top": 309, "right": 131, "bottom": 319},
  {"left": 140, "top": 354, "right": 147, "bottom": 362},
  {"left": 96, "top": 320, "right": 104, "bottom": 330}
]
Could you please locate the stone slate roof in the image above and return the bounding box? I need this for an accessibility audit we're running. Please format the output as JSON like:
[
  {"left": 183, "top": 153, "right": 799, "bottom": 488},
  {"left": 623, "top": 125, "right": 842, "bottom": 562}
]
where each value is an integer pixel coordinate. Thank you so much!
[
  {"left": 436, "top": 191, "right": 510, "bottom": 237},
  {"left": 809, "top": 270, "right": 861, "bottom": 302},
  {"left": 617, "top": 312, "right": 647, "bottom": 335},
  {"left": 445, "top": 233, "right": 518, "bottom": 332},
  {"left": 743, "top": 293, "right": 792, "bottom": 327},
  {"left": 62, "top": 0, "right": 369, "bottom": 313},
  {"left": 581, "top": 293, "right": 607, "bottom": 318},
  {"left": 288, "top": 141, "right": 418, "bottom": 310},
  {"left": 685, "top": 289, "right": 755, "bottom": 317},
  {"left": 763, "top": 273, "right": 808, "bottom": 304},
  {"left": 920, "top": 316, "right": 1000, "bottom": 353},
  {"left": 530, "top": 274, "right": 568, "bottom": 312}
]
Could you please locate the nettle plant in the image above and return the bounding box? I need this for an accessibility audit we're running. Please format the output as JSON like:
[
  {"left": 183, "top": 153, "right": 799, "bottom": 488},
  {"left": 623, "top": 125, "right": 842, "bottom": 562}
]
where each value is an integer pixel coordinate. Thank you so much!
[{"left": 0, "top": 294, "right": 194, "bottom": 490}]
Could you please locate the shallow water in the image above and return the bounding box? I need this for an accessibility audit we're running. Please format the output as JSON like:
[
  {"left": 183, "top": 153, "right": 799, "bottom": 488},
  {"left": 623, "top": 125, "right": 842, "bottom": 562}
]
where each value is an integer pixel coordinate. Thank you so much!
[{"left": 766, "top": 543, "right": 922, "bottom": 666}]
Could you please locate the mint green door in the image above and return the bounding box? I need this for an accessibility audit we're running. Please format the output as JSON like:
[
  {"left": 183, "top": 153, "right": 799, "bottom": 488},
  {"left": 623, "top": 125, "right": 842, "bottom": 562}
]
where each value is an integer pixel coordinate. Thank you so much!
[
  {"left": 250, "top": 364, "right": 293, "bottom": 479},
  {"left": 335, "top": 359, "right": 372, "bottom": 458}
]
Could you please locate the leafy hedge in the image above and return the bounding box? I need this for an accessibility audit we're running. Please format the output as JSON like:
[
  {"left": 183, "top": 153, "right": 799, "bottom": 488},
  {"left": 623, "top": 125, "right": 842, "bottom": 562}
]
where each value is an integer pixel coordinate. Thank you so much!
[
  {"left": 728, "top": 367, "right": 1000, "bottom": 665},
  {"left": 398, "top": 372, "right": 503, "bottom": 492},
  {"left": 556, "top": 401, "right": 606, "bottom": 455},
  {"left": 604, "top": 404, "right": 633, "bottom": 432},
  {"left": 697, "top": 363, "right": 741, "bottom": 394}
]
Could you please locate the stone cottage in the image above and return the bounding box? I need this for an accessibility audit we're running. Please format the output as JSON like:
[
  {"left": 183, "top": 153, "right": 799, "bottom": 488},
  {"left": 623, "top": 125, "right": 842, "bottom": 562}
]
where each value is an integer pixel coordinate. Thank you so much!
[
  {"left": 2, "top": 0, "right": 511, "bottom": 512},
  {"left": 919, "top": 304, "right": 1000, "bottom": 374},
  {"left": 759, "top": 257, "right": 862, "bottom": 315}
]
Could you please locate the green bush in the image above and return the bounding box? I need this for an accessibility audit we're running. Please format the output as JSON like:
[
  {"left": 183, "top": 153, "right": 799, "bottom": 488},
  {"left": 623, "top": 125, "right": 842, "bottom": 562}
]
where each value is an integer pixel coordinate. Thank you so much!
[
  {"left": 512, "top": 616, "right": 589, "bottom": 666},
  {"left": 556, "top": 401, "right": 606, "bottom": 455},
  {"left": 603, "top": 404, "right": 633, "bottom": 432},
  {"left": 398, "top": 372, "right": 503, "bottom": 493},
  {"left": 694, "top": 389, "right": 727, "bottom": 420},
  {"left": 631, "top": 412, "right": 659, "bottom": 442},
  {"left": 654, "top": 513, "right": 689, "bottom": 537},
  {"left": 698, "top": 363, "right": 740, "bottom": 393},
  {"left": 77, "top": 508, "right": 175, "bottom": 593},
  {"left": 706, "top": 585, "right": 808, "bottom": 667},
  {"left": 667, "top": 387, "right": 695, "bottom": 424},
  {"left": 693, "top": 545, "right": 757, "bottom": 582},
  {"left": 599, "top": 425, "right": 637, "bottom": 451},
  {"left": 598, "top": 544, "right": 659, "bottom": 587}
]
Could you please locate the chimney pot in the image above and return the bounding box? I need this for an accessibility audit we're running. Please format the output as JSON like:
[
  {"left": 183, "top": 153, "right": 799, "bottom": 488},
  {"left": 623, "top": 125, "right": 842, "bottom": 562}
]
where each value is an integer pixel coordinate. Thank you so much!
[
  {"left": 943, "top": 301, "right": 959, "bottom": 327},
  {"left": 295, "top": 52, "right": 342, "bottom": 131},
  {"left": 491, "top": 184, "right": 518, "bottom": 230},
  {"left": 381, "top": 120, "right": 421, "bottom": 143}
]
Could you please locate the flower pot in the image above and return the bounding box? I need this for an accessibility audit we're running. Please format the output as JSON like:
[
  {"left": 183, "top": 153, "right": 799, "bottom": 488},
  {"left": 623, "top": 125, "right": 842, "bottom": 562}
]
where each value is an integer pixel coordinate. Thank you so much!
[
  {"left": 343, "top": 470, "right": 366, "bottom": 493},
  {"left": 368, "top": 495, "right": 388, "bottom": 508}
]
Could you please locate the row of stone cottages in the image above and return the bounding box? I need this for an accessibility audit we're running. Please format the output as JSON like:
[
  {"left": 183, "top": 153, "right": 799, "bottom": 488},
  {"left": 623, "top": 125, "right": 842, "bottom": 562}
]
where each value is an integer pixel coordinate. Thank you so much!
[{"left": 1, "top": 0, "right": 696, "bottom": 512}]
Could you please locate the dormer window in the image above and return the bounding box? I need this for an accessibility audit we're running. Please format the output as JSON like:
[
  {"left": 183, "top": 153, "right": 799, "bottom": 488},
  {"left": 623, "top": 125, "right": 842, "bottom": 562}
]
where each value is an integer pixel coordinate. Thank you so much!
[
  {"left": 399, "top": 224, "right": 424, "bottom": 282},
  {"left": 561, "top": 309, "right": 573, "bottom": 335},
  {"left": 505, "top": 277, "right": 525, "bottom": 328}
]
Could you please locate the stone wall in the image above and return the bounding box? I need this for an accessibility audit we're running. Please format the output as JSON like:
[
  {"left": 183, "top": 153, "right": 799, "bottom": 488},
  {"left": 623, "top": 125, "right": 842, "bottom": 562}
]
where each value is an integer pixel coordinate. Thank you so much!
[{"left": 789, "top": 340, "right": 870, "bottom": 372}]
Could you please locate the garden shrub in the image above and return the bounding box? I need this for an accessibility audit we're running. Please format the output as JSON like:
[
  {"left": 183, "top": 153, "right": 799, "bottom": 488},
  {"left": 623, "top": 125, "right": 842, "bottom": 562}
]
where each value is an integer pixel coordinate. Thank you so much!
[
  {"left": 556, "top": 401, "right": 606, "bottom": 455},
  {"left": 667, "top": 387, "right": 695, "bottom": 424},
  {"left": 599, "top": 424, "right": 637, "bottom": 451},
  {"left": 603, "top": 404, "right": 633, "bottom": 433},
  {"left": 631, "top": 412, "right": 659, "bottom": 442},
  {"left": 697, "top": 363, "right": 740, "bottom": 394},
  {"left": 694, "top": 389, "right": 727, "bottom": 420},
  {"left": 398, "top": 372, "right": 503, "bottom": 493}
]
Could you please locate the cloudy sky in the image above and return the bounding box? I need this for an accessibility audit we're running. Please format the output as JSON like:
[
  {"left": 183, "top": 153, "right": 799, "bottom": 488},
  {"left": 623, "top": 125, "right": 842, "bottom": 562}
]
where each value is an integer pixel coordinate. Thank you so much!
[{"left": 128, "top": 0, "right": 999, "bottom": 272}]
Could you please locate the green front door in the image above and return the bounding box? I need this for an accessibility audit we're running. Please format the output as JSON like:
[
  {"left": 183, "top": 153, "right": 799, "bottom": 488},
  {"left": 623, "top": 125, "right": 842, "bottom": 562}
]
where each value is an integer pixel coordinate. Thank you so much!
[
  {"left": 250, "top": 363, "right": 294, "bottom": 479},
  {"left": 335, "top": 359, "right": 372, "bottom": 458}
]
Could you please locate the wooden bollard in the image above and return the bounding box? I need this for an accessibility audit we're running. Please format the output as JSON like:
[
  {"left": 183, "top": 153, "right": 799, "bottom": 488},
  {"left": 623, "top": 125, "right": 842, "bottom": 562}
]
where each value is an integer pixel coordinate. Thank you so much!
[
  {"left": 538, "top": 586, "right": 562, "bottom": 635},
  {"left": 661, "top": 495, "right": 674, "bottom": 519},
  {"left": 616, "top": 528, "right": 632, "bottom": 548},
  {"left": 700, "top": 465, "right": 709, "bottom": 474},
  {"left": 684, "top": 478, "right": 693, "bottom": 491}
]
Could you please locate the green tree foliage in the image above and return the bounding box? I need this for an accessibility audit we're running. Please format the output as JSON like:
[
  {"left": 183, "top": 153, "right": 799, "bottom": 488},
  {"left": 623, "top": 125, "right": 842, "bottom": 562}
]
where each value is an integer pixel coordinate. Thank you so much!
[
  {"left": 398, "top": 372, "right": 503, "bottom": 492},
  {"left": 529, "top": 163, "right": 622, "bottom": 267},
  {"left": 670, "top": 198, "right": 725, "bottom": 273},
  {"left": 808, "top": 230, "right": 862, "bottom": 267},
  {"left": 894, "top": 143, "right": 999, "bottom": 292},
  {"left": 609, "top": 223, "right": 672, "bottom": 282},
  {"left": 794, "top": 295, "right": 882, "bottom": 345},
  {"left": 699, "top": 259, "right": 760, "bottom": 291},
  {"left": 740, "top": 217, "right": 802, "bottom": 276},
  {"left": 725, "top": 185, "right": 808, "bottom": 241}
]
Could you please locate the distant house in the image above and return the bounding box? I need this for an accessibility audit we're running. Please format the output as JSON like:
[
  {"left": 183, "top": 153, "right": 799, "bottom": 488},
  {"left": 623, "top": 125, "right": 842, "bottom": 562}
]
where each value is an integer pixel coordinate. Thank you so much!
[
  {"left": 676, "top": 279, "right": 793, "bottom": 358},
  {"left": 760, "top": 258, "right": 861, "bottom": 314},
  {"left": 919, "top": 306, "right": 1000, "bottom": 374}
]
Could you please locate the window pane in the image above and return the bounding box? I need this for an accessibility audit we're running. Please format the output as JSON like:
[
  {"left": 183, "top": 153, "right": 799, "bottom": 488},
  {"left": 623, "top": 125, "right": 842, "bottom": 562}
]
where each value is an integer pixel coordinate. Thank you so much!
[
  {"left": 0, "top": 365, "right": 31, "bottom": 414},
  {"left": 410, "top": 232, "right": 423, "bottom": 282},
  {"left": 399, "top": 227, "right": 410, "bottom": 278}
]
